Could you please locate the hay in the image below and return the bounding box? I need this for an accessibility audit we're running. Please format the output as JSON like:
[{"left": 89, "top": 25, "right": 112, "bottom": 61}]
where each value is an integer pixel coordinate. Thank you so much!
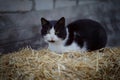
[{"left": 0, "top": 47, "right": 120, "bottom": 80}]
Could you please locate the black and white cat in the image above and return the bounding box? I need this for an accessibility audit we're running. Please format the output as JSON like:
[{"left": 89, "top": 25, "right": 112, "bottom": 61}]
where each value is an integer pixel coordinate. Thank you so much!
[{"left": 41, "top": 17, "right": 107, "bottom": 53}]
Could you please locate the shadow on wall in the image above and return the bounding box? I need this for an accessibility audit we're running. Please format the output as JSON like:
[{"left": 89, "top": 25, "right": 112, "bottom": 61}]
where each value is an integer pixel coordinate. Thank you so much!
[{"left": 0, "top": 16, "right": 46, "bottom": 54}]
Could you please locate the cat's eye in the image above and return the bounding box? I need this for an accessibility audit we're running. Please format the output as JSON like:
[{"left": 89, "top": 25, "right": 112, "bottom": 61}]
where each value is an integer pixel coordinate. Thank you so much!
[
  {"left": 55, "top": 31, "right": 59, "bottom": 35},
  {"left": 47, "top": 30, "right": 50, "bottom": 34}
]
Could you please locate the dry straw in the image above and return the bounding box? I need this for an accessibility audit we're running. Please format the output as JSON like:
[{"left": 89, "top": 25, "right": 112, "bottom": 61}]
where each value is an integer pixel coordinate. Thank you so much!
[{"left": 0, "top": 47, "right": 120, "bottom": 80}]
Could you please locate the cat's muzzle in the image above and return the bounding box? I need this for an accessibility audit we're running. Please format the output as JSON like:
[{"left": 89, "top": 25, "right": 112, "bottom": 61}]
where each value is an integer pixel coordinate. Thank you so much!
[{"left": 48, "top": 40, "right": 55, "bottom": 43}]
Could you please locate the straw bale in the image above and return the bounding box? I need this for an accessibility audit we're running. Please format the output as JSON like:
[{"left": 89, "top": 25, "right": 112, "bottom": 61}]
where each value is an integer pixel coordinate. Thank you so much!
[{"left": 0, "top": 47, "right": 120, "bottom": 80}]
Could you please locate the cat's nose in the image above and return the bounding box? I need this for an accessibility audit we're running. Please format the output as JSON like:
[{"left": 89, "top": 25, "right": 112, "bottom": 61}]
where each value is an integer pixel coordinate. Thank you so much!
[
  {"left": 48, "top": 38, "right": 55, "bottom": 43},
  {"left": 50, "top": 37, "right": 54, "bottom": 40}
]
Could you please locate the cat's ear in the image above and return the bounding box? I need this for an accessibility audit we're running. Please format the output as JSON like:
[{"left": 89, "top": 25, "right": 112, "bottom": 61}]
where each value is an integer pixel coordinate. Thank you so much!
[
  {"left": 41, "top": 18, "right": 49, "bottom": 26},
  {"left": 57, "top": 17, "right": 65, "bottom": 26}
]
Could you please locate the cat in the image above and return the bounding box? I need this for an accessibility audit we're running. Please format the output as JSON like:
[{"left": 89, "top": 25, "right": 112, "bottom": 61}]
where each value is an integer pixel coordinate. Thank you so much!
[{"left": 41, "top": 17, "right": 107, "bottom": 53}]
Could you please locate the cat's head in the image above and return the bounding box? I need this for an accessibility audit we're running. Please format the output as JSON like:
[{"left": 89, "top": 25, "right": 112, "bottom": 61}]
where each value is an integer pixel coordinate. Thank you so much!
[{"left": 41, "top": 17, "right": 67, "bottom": 43}]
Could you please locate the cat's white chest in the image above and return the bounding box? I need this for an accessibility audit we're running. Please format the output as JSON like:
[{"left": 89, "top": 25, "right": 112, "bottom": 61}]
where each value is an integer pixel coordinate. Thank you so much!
[
  {"left": 48, "top": 42, "right": 87, "bottom": 53},
  {"left": 48, "top": 43, "right": 64, "bottom": 53}
]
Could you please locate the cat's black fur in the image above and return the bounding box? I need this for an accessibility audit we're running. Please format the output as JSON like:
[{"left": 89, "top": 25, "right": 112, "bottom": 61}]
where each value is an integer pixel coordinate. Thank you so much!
[
  {"left": 65, "top": 19, "right": 107, "bottom": 51},
  {"left": 41, "top": 17, "right": 107, "bottom": 51}
]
